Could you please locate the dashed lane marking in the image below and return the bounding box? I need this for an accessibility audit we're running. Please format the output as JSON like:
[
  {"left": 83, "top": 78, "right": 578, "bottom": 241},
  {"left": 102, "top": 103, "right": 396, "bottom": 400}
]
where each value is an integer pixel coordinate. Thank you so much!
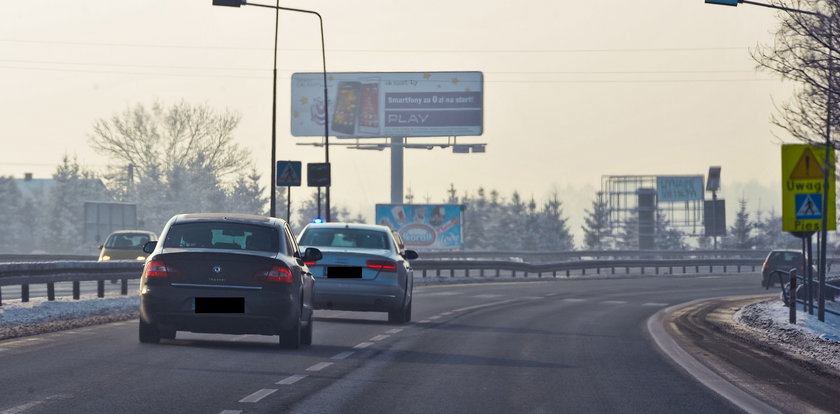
[
  {"left": 422, "top": 291, "right": 461, "bottom": 297},
  {"left": 428, "top": 316, "right": 441, "bottom": 320},
  {"left": 331, "top": 351, "right": 354, "bottom": 360},
  {"left": 369, "top": 335, "right": 390, "bottom": 341},
  {"left": 643, "top": 303, "right": 669, "bottom": 307},
  {"left": 601, "top": 300, "right": 628, "bottom": 305},
  {"left": 238, "top": 389, "right": 277, "bottom": 403},
  {"left": 219, "top": 410, "right": 242, "bottom": 414},
  {"left": 0, "top": 393, "right": 71, "bottom": 414},
  {"left": 418, "top": 320, "right": 431, "bottom": 323},
  {"left": 385, "top": 328, "right": 403, "bottom": 334},
  {"left": 276, "top": 375, "right": 307, "bottom": 385},
  {"left": 562, "top": 298, "right": 586, "bottom": 302},
  {"left": 306, "top": 362, "right": 333, "bottom": 372},
  {"left": 353, "top": 342, "right": 373, "bottom": 349},
  {"left": 473, "top": 294, "right": 503, "bottom": 299}
]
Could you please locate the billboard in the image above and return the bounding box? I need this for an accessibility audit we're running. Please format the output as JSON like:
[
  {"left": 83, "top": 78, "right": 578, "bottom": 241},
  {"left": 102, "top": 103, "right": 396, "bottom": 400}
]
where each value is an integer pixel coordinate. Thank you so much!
[
  {"left": 656, "top": 176, "right": 704, "bottom": 202},
  {"left": 291, "top": 72, "right": 483, "bottom": 138},
  {"left": 375, "top": 204, "right": 463, "bottom": 250}
]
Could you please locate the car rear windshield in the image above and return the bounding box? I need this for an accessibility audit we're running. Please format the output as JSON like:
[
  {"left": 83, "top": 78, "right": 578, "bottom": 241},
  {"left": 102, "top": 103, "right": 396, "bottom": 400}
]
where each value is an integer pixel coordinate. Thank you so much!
[
  {"left": 162, "top": 222, "right": 281, "bottom": 252},
  {"left": 300, "top": 228, "right": 391, "bottom": 250},
  {"left": 105, "top": 233, "right": 151, "bottom": 249},
  {"left": 770, "top": 252, "right": 802, "bottom": 264}
]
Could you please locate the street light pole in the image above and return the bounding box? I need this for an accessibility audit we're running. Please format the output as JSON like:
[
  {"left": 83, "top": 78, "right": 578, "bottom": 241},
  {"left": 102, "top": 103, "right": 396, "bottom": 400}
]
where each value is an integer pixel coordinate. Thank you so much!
[{"left": 213, "top": 0, "right": 331, "bottom": 221}]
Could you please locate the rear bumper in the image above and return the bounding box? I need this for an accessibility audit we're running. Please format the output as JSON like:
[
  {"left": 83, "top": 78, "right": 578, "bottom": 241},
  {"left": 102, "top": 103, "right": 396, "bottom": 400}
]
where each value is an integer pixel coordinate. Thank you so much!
[
  {"left": 140, "top": 285, "right": 299, "bottom": 335},
  {"left": 313, "top": 281, "right": 405, "bottom": 312}
]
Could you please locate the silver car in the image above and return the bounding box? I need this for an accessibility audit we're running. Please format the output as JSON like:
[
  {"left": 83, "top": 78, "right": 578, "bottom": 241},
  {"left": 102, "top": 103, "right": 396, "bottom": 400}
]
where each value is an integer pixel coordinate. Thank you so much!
[{"left": 298, "top": 222, "right": 419, "bottom": 324}]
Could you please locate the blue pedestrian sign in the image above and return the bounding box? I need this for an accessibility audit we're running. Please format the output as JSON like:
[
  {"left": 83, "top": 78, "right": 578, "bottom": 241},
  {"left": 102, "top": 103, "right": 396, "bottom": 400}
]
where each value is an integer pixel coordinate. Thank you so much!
[
  {"left": 276, "top": 161, "right": 302, "bottom": 187},
  {"left": 795, "top": 193, "right": 822, "bottom": 220}
]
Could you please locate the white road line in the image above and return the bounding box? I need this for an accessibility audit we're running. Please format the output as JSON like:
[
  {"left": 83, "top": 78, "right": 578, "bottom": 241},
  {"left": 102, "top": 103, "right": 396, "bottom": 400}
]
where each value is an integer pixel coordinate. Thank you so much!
[
  {"left": 562, "top": 298, "right": 586, "bottom": 302},
  {"left": 332, "top": 351, "right": 354, "bottom": 360},
  {"left": 601, "top": 300, "right": 628, "bottom": 304},
  {"left": 306, "top": 362, "right": 333, "bottom": 372},
  {"left": 423, "top": 291, "right": 461, "bottom": 296},
  {"left": 441, "top": 312, "right": 454, "bottom": 316},
  {"left": 643, "top": 302, "right": 670, "bottom": 307},
  {"left": 276, "top": 375, "right": 307, "bottom": 385},
  {"left": 428, "top": 315, "right": 441, "bottom": 320},
  {"left": 0, "top": 394, "right": 71, "bottom": 414},
  {"left": 353, "top": 342, "right": 373, "bottom": 349},
  {"left": 473, "top": 294, "right": 503, "bottom": 299},
  {"left": 219, "top": 410, "right": 242, "bottom": 414},
  {"left": 452, "top": 299, "right": 518, "bottom": 313},
  {"left": 522, "top": 296, "right": 545, "bottom": 300},
  {"left": 385, "top": 328, "right": 403, "bottom": 334},
  {"left": 370, "top": 334, "right": 390, "bottom": 341},
  {"left": 418, "top": 319, "right": 431, "bottom": 323},
  {"left": 239, "top": 389, "right": 277, "bottom": 403}
]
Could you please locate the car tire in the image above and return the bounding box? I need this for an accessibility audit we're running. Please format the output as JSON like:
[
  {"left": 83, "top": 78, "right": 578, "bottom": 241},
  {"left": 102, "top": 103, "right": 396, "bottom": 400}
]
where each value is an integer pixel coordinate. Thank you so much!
[
  {"left": 279, "top": 306, "right": 302, "bottom": 350},
  {"left": 388, "top": 298, "right": 411, "bottom": 324},
  {"left": 160, "top": 329, "right": 176, "bottom": 340},
  {"left": 139, "top": 319, "right": 161, "bottom": 344},
  {"left": 301, "top": 311, "right": 313, "bottom": 346}
]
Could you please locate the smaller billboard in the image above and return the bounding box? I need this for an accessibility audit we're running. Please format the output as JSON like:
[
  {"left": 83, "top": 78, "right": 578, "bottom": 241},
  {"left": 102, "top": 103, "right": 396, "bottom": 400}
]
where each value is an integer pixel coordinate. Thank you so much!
[
  {"left": 656, "top": 176, "right": 704, "bottom": 202},
  {"left": 376, "top": 204, "right": 463, "bottom": 250}
]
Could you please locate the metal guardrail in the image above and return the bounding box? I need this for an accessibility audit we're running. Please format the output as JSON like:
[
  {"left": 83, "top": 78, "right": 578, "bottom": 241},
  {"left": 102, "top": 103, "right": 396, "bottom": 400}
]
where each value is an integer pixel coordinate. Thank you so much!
[
  {"left": 2, "top": 254, "right": 836, "bottom": 305},
  {"left": 0, "top": 261, "right": 143, "bottom": 305}
]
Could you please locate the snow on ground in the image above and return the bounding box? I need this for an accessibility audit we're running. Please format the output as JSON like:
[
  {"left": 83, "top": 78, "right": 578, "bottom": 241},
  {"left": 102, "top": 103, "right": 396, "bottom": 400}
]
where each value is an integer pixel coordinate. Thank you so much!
[{"left": 735, "top": 298, "right": 840, "bottom": 372}]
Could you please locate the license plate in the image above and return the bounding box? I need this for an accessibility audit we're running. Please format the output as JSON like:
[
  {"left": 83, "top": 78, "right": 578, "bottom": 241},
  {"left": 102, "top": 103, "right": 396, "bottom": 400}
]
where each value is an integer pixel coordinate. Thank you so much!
[
  {"left": 327, "top": 266, "right": 362, "bottom": 279},
  {"left": 194, "top": 297, "right": 244, "bottom": 313}
]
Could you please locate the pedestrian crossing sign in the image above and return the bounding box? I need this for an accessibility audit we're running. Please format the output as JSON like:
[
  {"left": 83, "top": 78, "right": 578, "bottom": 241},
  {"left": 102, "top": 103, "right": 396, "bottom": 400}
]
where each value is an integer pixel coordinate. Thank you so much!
[
  {"left": 276, "top": 161, "right": 302, "bottom": 187},
  {"left": 781, "top": 144, "right": 835, "bottom": 232},
  {"left": 795, "top": 193, "right": 822, "bottom": 219}
]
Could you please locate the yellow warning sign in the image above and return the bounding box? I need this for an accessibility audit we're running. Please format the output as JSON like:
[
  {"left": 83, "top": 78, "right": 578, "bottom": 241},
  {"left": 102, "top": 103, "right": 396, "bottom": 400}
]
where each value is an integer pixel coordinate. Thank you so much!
[
  {"left": 781, "top": 144, "right": 835, "bottom": 232},
  {"left": 789, "top": 147, "right": 823, "bottom": 180}
]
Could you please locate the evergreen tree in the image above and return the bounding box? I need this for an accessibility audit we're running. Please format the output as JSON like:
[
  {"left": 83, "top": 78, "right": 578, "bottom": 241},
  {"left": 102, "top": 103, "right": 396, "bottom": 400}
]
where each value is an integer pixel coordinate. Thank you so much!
[
  {"left": 581, "top": 192, "right": 612, "bottom": 250},
  {"left": 42, "top": 156, "right": 109, "bottom": 253},
  {"left": 0, "top": 176, "right": 27, "bottom": 253},
  {"left": 724, "top": 198, "right": 755, "bottom": 249},
  {"left": 654, "top": 210, "right": 686, "bottom": 250},
  {"left": 537, "top": 192, "right": 575, "bottom": 250},
  {"left": 616, "top": 212, "right": 639, "bottom": 250}
]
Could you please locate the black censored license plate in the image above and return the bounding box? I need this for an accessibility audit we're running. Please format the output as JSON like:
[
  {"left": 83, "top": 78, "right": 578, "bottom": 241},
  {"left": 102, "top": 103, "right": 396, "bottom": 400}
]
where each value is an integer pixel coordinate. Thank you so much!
[
  {"left": 194, "top": 297, "right": 245, "bottom": 313},
  {"left": 327, "top": 266, "right": 362, "bottom": 279}
]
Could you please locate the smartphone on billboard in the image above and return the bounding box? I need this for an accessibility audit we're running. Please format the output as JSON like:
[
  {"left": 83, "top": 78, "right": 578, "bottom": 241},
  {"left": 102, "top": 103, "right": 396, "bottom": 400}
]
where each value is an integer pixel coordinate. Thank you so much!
[
  {"left": 331, "top": 81, "right": 361, "bottom": 136},
  {"left": 357, "top": 81, "right": 380, "bottom": 136}
]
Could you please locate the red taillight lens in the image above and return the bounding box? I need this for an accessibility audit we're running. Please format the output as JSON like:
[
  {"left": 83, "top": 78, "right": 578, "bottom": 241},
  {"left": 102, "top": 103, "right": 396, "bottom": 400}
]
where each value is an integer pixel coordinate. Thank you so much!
[
  {"left": 304, "top": 261, "right": 316, "bottom": 266},
  {"left": 256, "top": 266, "right": 294, "bottom": 283},
  {"left": 366, "top": 260, "right": 397, "bottom": 272},
  {"left": 143, "top": 260, "right": 179, "bottom": 278}
]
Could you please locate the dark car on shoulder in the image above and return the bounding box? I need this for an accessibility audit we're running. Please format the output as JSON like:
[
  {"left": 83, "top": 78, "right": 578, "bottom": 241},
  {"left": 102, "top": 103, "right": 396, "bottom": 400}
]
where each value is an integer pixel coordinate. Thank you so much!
[
  {"left": 761, "top": 249, "right": 808, "bottom": 288},
  {"left": 138, "top": 213, "right": 321, "bottom": 349}
]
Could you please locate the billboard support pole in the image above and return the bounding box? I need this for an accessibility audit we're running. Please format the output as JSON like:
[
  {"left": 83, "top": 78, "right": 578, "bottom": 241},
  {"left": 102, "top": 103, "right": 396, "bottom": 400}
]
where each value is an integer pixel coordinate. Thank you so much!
[{"left": 391, "top": 137, "right": 404, "bottom": 204}]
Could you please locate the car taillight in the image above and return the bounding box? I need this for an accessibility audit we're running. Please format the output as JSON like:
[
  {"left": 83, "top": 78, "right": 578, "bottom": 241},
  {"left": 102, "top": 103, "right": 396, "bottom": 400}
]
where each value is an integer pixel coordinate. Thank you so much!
[
  {"left": 143, "top": 260, "right": 179, "bottom": 278},
  {"left": 304, "top": 261, "right": 317, "bottom": 266},
  {"left": 256, "top": 265, "right": 294, "bottom": 283},
  {"left": 366, "top": 260, "right": 397, "bottom": 272}
]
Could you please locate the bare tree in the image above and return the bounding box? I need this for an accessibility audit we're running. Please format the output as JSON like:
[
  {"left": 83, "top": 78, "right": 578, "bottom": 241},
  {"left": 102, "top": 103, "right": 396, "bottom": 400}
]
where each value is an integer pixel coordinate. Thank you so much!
[
  {"left": 89, "top": 100, "right": 250, "bottom": 184},
  {"left": 752, "top": 0, "right": 840, "bottom": 146}
]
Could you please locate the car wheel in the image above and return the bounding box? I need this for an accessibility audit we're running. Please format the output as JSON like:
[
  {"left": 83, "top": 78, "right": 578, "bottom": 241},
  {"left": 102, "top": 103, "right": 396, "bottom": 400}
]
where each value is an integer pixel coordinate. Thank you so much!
[
  {"left": 139, "top": 319, "right": 161, "bottom": 344},
  {"left": 388, "top": 298, "right": 411, "bottom": 325},
  {"left": 301, "top": 311, "right": 313, "bottom": 346},
  {"left": 160, "top": 329, "right": 176, "bottom": 340}
]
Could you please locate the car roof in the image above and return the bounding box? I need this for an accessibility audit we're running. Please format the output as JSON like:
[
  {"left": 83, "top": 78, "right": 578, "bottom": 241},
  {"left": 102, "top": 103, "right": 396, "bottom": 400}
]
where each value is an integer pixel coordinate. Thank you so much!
[
  {"left": 302, "top": 222, "right": 392, "bottom": 233},
  {"left": 108, "top": 230, "right": 157, "bottom": 236},
  {"left": 172, "top": 213, "right": 281, "bottom": 226}
]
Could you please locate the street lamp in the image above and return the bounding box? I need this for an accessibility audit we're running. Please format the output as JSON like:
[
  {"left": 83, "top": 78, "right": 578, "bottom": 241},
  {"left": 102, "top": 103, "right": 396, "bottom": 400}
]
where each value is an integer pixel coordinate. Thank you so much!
[
  {"left": 213, "top": 0, "right": 331, "bottom": 222},
  {"left": 706, "top": 0, "right": 833, "bottom": 321}
]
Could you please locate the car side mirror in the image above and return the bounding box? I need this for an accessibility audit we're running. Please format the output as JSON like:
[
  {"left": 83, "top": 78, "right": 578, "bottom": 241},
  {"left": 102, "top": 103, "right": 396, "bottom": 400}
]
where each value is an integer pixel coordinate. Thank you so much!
[
  {"left": 98, "top": 244, "right": 104, "bottom": 250},
  {"left": 403, "top": 250, "right": 419, "bottom": 260},
  {"left": 303, "top": 247, "right": 323, "bottom": 262},
  {"left": 143, "top": 241, "right": 157, "bottom": 254}
]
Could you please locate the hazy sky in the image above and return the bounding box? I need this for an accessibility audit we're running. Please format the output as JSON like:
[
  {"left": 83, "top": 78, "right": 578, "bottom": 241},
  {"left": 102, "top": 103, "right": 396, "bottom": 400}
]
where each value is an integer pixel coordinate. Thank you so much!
[{"left": 1, "top": 0, "right": 795, "bottom": 233}]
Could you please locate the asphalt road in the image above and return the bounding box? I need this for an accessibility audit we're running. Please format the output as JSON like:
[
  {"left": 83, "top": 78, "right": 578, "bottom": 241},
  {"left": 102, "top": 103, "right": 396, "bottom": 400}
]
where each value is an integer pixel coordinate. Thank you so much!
[{"left": 0, "top": 274, "right": 768, "bottom": 414}]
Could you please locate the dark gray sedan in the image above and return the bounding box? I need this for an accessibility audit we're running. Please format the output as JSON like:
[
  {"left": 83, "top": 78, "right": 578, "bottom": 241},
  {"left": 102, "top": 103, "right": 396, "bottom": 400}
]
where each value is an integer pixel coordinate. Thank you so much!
[
  {"left": 298, "top": 223, "right": 418, "bottom": 324},
  {"left": 139, "top": 213, "right": 321, "bottom": 349}
]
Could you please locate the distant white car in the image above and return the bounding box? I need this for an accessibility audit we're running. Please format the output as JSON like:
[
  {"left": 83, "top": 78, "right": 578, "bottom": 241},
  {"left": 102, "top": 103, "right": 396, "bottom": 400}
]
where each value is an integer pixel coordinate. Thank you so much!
[{"left": 298, "top": 222, "right": 419, "bottom": 324}]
